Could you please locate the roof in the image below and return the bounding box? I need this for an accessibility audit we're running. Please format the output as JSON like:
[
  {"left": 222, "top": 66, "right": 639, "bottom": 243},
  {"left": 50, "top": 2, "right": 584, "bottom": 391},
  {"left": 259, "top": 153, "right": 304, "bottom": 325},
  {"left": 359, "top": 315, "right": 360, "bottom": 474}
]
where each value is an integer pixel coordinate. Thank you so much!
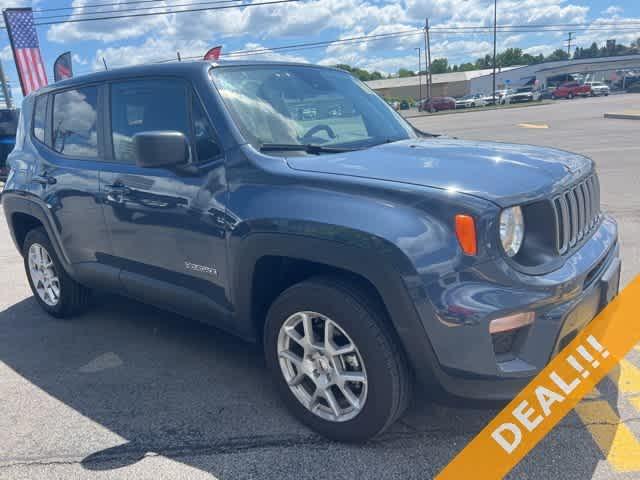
[
  {"left": 35, "top": 59, "right": 328, "bottom": 94},
  {"left": 365, "top": 66, "right": 523, "bottom": 90}
]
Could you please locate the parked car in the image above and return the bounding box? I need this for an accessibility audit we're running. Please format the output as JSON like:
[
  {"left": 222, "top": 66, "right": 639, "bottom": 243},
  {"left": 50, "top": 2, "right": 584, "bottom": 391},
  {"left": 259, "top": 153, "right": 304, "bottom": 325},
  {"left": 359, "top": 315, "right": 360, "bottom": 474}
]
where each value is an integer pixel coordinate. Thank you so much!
[
  {"left": 399, "top": 99, "right": 410, "bottom": 110},
  {"left": 455, "top": 94, "right": 487, "bottom": 108},
  {"left": 0, "top": 108, "right": 18, "bottom": 181},
  {"left": 499, "top": 87, "right": 534, "bottom": 104},
  {"left": 552, "top": 82, "right": 592, "bottom": 99},
  {"left": 2, "top": 61, "right": 620, "bottom": 443},
  {"left": 418, "top": 96, "right": 456, "bottom": 112},
  {"left": 585, "top": 81, "right": 610, "bottom": 96},
  {"left": 532, "top": 87, "right": 556, "bottom": 101}
]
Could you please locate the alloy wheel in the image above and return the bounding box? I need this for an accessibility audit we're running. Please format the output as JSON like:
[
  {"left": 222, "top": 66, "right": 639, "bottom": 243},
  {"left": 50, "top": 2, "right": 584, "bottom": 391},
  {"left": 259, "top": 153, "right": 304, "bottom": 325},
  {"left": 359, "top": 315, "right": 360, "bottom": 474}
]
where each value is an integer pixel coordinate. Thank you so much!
[
  {"left": 28, "top": 243, "right": 60, "bottom": 306},
  {"left": 277, "top": 311, "right": 368, "bottom": 422}
]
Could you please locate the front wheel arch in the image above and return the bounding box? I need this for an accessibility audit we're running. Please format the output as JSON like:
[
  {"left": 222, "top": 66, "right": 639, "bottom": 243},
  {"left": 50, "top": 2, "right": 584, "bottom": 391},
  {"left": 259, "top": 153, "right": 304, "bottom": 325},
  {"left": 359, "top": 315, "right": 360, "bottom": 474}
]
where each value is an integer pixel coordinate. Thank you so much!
[{"left": 231, "top": 233, "right": 440, "bottom": 385}]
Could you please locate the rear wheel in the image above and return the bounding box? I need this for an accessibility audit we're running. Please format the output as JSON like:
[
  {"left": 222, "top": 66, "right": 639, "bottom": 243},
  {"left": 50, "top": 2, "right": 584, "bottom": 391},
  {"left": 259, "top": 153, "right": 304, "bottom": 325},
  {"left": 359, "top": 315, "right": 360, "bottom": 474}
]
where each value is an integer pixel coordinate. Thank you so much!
[
  {"left": 264, "top": 276, "right": 412, "bottom": 442},
  {"left": 23, "top": 227, "right": 91, "bottom": 318},
  {"left": 568, "top": 92, "right": 574, "bottom": 99}
]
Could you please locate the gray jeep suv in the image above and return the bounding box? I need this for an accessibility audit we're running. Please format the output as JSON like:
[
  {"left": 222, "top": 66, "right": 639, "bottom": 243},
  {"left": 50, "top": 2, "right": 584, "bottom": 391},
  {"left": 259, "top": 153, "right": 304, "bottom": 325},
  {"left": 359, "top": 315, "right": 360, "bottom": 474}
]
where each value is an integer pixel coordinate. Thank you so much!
[{"left": 1, "top": 61, "right": 620, "bottom": 442}]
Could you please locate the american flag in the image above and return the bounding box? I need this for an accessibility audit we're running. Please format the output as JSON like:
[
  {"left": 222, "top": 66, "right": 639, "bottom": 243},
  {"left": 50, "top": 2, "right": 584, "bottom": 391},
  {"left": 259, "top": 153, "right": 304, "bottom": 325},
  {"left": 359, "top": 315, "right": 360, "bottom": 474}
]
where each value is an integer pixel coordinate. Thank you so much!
[{"left": 3, "top": 8, "right": 48, "bottom": 95}]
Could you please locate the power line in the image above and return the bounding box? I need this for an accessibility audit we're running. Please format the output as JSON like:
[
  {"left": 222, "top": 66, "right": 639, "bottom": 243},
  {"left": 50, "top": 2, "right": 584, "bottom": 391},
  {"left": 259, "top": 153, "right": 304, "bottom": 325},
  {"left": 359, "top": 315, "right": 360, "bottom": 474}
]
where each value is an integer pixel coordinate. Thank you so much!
[
  {"left": 0, "top": 0, "right": 301, "bottom": 29},
  {"left": 148, "top": 24, "right": 640, "bottom": 65},
  {"left": 33, "top": 0, "right": 168, "bottom": 13},
  {"left": 34, "top": 0, "right": 247, "bottom": 21}
]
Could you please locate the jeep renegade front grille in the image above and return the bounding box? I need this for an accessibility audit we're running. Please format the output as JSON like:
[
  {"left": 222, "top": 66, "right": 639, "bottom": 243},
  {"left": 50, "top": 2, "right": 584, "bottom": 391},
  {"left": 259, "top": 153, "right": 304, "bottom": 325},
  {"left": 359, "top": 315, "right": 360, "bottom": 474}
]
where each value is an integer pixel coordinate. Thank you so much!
[{"left": 552, "top": 175, "right": 600, "bottom": 255}]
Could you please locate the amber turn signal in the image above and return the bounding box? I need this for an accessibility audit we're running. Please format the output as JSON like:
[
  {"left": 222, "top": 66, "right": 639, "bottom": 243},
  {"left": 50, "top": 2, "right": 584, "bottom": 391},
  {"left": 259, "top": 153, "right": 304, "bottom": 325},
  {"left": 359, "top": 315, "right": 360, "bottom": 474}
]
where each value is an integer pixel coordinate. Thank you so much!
[{"left": 455, "top": 214, "right": 477, "bottom": 256}]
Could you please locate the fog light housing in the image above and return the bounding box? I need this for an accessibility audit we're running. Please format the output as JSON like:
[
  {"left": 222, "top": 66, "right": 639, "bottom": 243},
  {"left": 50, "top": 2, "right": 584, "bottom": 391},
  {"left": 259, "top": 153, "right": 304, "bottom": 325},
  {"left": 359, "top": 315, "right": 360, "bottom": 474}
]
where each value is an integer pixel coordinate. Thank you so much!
[
  {"left": 489, "top": 312, "right": 535, "bottom": 334},
  {"left": 490, "top": 312, "right": 534, "bottom": 355}
]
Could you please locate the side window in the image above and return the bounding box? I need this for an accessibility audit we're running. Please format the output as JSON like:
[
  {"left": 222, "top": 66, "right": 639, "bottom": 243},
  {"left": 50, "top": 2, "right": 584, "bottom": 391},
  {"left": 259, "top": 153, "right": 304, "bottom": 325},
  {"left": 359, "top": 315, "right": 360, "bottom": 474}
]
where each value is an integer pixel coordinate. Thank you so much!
[
  {"left": 32, "top": 95, "right": 47, "bottom": 144},
  {"left": 110, "top": 79, "right": 189, "bottom": 163},
  {"left": 52, "top": 87, "right": 99, "bottom": 157},
  {"left": 191, "top": 95, "right": 221, "bottom": 162}
]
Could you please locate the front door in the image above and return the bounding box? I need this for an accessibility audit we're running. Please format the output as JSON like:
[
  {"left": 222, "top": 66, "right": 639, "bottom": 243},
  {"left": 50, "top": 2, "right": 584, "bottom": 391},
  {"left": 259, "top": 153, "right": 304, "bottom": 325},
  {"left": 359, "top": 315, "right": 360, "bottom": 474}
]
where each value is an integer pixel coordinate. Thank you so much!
[{"left": 99, "top": 78, "right": 232, "bottom": 325}]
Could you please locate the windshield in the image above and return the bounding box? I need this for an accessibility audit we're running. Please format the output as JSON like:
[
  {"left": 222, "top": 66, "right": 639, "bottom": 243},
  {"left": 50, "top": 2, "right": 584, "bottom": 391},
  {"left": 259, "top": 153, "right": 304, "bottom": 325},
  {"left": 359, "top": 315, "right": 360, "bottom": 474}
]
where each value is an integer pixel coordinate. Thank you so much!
[{"left": 210, "top": 65, "right": 416, "bottom": 150}]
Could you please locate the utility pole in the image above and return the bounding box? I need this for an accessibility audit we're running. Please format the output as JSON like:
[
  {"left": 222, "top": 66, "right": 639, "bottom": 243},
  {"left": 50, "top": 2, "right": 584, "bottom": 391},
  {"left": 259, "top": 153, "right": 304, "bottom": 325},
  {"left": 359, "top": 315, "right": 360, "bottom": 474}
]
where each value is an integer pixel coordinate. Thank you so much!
[
  {"left": 0, "top": 60, "right": 12, "bottom": 109},
  {"left": 415, "top": 47, "right": 422, "bottom": 103},
  {"left": 424, "top": 18, "right": 432, "bottom": 99},
  {"left": 566, "top": 32, "right": 574, "bottom": 58},
  {"left": 492, "top": 0, "right": 497, "bottom": 106}
]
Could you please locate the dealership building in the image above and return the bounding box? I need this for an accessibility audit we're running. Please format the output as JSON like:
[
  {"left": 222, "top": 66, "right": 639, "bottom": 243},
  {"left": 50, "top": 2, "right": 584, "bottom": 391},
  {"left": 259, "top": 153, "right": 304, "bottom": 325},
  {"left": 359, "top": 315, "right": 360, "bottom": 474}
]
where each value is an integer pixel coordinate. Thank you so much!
[{"left": 365, "top": 54, "right": 640, "bottom": 99}]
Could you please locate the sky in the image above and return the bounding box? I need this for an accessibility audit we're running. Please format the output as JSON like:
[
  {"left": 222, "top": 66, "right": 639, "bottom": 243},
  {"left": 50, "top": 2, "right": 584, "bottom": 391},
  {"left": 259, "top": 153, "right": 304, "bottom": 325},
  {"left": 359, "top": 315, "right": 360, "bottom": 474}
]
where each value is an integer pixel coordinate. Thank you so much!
[{"left": 0, "top": 0, "right": 639, "bottom": 103}]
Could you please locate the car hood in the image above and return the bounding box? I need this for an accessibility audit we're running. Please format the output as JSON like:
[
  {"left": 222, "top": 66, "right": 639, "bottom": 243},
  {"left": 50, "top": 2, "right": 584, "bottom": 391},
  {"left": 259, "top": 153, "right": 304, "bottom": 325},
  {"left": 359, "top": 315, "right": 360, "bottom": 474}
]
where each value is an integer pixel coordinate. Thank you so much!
[{"left": 286, "top": 138, "right": 593, "bottom": 206}]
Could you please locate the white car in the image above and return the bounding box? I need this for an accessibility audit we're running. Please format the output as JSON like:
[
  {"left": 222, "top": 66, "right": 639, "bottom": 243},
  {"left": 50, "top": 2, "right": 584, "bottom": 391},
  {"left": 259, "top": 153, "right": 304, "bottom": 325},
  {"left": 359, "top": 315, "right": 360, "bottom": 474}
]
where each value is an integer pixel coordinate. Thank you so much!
[
  {"left": 585, "top": 81, "right": 610, "bottom": 96},
  {"left": 455, "top": 94, "right": 487, "bottom": 108}
]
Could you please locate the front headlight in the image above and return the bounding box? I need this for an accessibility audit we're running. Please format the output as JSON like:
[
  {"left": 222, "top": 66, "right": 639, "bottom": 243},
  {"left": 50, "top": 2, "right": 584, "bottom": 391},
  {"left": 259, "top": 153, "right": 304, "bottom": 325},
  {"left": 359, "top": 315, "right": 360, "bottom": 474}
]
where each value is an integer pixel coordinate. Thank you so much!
[{"left": 500, "top": 206, "right": 524, "bottom": 257}]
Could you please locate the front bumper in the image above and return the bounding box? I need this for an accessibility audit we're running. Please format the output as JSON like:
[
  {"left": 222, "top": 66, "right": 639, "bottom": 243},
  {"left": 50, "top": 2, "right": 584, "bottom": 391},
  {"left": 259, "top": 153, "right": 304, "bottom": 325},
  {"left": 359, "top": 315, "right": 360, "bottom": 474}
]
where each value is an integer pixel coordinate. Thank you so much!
[{"left": 415, "top": 214, "right": 620, "bottom": 400}]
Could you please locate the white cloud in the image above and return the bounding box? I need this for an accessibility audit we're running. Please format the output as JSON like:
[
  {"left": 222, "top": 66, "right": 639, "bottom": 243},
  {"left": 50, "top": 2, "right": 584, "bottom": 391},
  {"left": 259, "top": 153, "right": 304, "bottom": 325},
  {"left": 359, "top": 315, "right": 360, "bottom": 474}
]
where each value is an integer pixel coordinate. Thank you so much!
[
  {"left": 602, "top": 5, "right": 623, "bottom": 16},
  {"left": 229, "top": 43, "right": 309, "bottom": 63},
  {"left": 0, "top": 45, "right": 13, "bottom": 62},
  {"left": 72, "top": 53, "right": 88, "bottom": 66},
  {"left": 47, "top": 0, "right": 176, "bottom": 43},
  {"left": 93, "top": 36, "right": 209, "bottom": 69}
]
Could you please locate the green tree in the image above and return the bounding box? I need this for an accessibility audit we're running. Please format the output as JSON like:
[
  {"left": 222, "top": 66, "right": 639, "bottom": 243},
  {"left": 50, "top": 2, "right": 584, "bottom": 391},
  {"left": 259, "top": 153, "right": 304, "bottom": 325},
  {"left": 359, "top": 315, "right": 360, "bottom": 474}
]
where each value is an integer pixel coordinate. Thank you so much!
[
  {"left": 497, "top": 48, "right": 524, "bottom": 66},
  {"left": 546, "top": 49, "right": 570, "bottom": 62},
  {"left": 430, "top": 58, "right": 449, "bottom": 74},
  {"left": 397, "top": 68, "right": 415, "bottom": 78}
]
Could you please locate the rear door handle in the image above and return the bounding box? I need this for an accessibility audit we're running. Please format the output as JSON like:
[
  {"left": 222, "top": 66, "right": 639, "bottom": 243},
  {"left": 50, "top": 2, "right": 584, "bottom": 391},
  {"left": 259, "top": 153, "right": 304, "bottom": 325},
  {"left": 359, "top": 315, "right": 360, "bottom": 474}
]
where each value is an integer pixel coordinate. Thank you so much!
[{"left": 32, "top": 175, "right": 56, "bottom": 186}]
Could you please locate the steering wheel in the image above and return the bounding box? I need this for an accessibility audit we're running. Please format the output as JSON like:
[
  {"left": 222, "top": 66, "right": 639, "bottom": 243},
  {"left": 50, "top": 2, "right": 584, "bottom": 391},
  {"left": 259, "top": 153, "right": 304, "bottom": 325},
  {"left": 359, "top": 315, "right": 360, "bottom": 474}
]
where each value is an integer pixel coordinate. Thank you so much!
[{"left": 301, "top": 124, "right": 336, "bottom": 143}]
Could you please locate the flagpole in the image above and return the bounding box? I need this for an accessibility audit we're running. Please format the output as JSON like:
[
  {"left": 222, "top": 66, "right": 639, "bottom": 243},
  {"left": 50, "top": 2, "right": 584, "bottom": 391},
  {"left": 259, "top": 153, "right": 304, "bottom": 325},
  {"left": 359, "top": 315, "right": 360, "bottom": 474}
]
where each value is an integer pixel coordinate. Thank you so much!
[{"left": 0, "top": 61, "right": 12, "bottom": 109}]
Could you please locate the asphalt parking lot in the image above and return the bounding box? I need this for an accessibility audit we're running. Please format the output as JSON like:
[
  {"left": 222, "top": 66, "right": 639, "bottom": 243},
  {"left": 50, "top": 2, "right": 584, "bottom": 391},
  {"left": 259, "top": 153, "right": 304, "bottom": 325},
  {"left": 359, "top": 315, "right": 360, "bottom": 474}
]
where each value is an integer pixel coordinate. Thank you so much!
[{"left": 1, "top": 94, "right": 639, "bottom": 480}]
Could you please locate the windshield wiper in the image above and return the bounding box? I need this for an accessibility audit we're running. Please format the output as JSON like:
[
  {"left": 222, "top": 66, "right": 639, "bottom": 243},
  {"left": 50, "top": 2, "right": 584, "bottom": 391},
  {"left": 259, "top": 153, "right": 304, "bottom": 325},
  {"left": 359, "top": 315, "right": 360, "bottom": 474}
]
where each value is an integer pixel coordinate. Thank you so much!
[{"left": 259, "top": 143, "right": 359, "bottom": 154}]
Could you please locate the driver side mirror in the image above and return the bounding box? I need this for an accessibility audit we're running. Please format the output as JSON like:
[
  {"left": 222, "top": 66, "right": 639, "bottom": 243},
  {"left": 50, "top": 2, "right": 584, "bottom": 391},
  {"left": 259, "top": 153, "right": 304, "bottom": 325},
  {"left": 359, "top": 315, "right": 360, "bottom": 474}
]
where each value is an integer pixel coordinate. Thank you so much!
[{"left": 133, "top": 131, "right": 189, "bottom": 169}]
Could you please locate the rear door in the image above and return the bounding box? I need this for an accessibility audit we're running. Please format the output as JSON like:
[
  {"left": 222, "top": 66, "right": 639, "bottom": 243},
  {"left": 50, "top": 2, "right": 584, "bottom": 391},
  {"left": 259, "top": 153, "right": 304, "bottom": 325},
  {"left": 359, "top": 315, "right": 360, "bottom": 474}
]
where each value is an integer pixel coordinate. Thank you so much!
[
  {"left": 99, "top": 77, "right": 232, "bottom": 324},
  {"left": 30, "top": 85, "right": 111, "bottom": 267}
]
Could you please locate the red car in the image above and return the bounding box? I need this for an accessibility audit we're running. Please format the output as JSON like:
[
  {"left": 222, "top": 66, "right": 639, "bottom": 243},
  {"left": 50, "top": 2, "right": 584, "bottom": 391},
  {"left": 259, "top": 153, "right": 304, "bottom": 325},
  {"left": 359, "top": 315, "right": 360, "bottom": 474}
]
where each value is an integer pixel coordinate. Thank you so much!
[
  {"left": 551, "top": 82, "right": 591, "bottom": 99},
  {"left": 418, "top": 96, "right": 456, "bottom": 112}
]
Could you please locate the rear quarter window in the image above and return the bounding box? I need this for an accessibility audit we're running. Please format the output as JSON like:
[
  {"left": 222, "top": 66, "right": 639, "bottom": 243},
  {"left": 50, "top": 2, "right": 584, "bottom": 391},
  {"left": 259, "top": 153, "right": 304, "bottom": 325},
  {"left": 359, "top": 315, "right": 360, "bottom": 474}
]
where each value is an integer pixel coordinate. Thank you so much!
[{"left": 32, "top": 95, "right": 47, "bottom": 144}]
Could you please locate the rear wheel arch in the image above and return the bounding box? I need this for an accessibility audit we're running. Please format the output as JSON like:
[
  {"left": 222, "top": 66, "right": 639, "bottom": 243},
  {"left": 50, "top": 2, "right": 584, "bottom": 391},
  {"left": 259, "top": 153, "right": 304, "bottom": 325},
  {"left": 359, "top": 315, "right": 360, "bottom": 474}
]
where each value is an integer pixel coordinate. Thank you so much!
[
  {"left": 11, "top": 211, "right": 44, "bottom": 252},
  {"left": 3, "top": 195, "right": 72, "bottom": 271}
]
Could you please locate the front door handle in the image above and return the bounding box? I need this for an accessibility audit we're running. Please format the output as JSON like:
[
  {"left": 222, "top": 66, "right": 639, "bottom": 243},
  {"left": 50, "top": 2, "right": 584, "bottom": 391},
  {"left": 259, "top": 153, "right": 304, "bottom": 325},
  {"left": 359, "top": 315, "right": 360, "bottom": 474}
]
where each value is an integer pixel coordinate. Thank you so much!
[
  {"left": 32, "top": 174, "right": 56, "bottom": 186},
  {"left": 105, "top": 182, "right": 131, "bottom": 203}
]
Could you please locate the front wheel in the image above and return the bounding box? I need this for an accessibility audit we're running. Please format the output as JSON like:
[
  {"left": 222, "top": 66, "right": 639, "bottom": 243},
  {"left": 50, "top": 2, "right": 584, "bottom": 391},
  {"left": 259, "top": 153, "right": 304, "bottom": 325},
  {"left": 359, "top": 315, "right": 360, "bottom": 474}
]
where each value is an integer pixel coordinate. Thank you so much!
[
  {"left": 264, "top": 277, "right": 412, "bottom": 442},
  {"left": 568, "top": 92, "right": 574, "bottom": 99}
]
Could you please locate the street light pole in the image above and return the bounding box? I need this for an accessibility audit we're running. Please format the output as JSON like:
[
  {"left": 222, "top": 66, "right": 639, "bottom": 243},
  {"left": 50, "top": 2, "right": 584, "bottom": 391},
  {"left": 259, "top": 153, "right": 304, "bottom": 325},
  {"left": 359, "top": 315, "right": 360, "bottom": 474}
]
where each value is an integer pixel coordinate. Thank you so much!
[
  {"left": 425, "top": 18, "right": 432, "bottom": 99},
  {"left": 415, "top": 47, "right": 422, "bottom": 105},
  {"left": 492, "top": 0, "right": 497, "bottom": 106}
]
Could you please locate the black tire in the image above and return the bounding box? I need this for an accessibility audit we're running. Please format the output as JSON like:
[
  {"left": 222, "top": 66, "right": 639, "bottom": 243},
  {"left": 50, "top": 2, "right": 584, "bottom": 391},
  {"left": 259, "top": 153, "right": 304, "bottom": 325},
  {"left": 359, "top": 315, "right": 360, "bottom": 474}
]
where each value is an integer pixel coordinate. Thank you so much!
[
  {"left": 23, "top": 227, "right": 91, "bottom": 318},
  {"left": 568, "top": 92, "right": 574, "bottom": 99},
  {"left": 264, "top": 276, "right": 412, "bottom": 442},
  {"left": 429, "top": 106, "right": 436, "bottom": 113}
]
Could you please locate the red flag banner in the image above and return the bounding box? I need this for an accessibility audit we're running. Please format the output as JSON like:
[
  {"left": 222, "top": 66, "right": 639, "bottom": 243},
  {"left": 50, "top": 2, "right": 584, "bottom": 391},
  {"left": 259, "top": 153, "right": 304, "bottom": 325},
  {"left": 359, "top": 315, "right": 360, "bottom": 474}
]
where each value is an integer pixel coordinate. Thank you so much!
[
  {"left": 53, "top": 51, "right": 73, "bottom": 82},
  {"left": 3, "top": 8, "right": 48, "bottom": 95},
  {"left": 204, "top": 46, "right": 222, "bottom": 61}
]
